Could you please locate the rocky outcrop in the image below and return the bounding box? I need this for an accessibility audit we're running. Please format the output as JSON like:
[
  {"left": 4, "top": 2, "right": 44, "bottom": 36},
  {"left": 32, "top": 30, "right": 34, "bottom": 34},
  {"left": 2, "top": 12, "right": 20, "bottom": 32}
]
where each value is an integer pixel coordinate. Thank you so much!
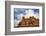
[{"left": 18, "top": 16, "right": 39, "bottom": 27}]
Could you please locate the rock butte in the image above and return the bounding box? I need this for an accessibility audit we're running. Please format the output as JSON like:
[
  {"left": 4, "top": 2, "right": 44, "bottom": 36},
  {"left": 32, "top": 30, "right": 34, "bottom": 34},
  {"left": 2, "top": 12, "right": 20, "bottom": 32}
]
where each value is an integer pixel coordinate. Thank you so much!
[{"left": 17, "top": 16, "right": 39, "bottom": 27}]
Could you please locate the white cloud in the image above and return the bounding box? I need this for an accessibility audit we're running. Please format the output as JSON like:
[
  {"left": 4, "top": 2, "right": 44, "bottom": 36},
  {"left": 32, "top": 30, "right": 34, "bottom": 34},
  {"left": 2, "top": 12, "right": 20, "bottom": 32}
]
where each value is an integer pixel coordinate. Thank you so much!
[
  {"left": 14, "top": 14, "right": 24, "bottom": 26},
  {"left": 24, "top": 9, "right": 39, "bottom": 18}
]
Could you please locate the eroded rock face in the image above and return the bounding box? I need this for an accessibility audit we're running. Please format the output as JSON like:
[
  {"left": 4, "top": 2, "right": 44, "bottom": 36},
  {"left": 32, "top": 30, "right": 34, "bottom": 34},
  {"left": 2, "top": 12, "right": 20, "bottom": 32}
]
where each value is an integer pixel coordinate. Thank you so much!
[{"left": 18, "top": 16, "right": 39, "bottom": 27}]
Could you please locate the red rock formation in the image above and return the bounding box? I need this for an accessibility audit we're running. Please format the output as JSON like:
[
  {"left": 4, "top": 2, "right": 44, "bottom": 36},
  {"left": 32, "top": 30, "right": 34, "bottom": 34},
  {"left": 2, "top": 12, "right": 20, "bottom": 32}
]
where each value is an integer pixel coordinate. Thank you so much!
[{"left": 18, "top": 16, "right": 39, "bottom": 27}]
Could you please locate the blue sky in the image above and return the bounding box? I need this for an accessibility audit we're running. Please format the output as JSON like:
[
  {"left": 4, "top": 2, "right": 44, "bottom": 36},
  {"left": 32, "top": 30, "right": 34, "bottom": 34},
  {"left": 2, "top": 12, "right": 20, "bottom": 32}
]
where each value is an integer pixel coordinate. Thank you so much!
[{"left": 14, "top": 8, "right": 39, "bottom": 20}]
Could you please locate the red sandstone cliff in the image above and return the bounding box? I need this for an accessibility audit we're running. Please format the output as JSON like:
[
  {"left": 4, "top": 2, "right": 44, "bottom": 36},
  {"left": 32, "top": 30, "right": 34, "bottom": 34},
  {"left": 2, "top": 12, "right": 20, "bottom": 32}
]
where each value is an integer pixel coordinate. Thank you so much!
[{"left": 17, "top": 16, "right": 39, "bottom": 27}]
